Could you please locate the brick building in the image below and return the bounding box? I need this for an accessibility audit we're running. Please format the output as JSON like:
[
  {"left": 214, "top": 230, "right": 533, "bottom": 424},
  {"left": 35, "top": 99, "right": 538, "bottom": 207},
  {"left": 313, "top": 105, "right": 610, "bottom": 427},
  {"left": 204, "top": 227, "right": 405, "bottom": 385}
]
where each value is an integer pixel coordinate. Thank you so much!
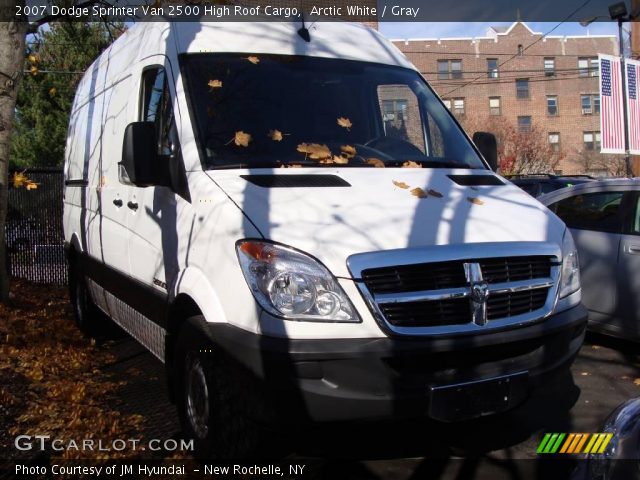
[{"left": 391, "top": 22, "right": 621, "bottom": 175}]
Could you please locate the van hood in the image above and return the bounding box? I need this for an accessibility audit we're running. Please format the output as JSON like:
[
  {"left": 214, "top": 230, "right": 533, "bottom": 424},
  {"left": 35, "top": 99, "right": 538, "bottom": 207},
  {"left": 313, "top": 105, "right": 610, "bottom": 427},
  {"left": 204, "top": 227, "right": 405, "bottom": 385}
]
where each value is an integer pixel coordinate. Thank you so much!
[{"left": 210, "top": 168, "right": 566, "bottom": 278}]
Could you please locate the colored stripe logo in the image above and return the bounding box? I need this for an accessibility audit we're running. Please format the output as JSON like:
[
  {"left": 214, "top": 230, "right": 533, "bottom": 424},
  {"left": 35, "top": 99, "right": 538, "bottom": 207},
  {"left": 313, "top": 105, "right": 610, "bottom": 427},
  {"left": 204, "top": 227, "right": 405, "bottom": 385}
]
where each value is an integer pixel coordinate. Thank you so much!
[{"left": 537, "top": 433, "right": 613, "bottom": 454}]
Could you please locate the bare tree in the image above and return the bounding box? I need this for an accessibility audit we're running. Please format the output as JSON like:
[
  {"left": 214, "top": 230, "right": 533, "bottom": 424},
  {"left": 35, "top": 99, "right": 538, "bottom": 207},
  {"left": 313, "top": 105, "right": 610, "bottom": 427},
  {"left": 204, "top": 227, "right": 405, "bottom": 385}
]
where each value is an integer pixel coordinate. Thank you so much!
[
  {"left": 461, "top": 115, "right": 564, "bottom": 175},
  {"left": 577, "top": 150, "right": 627, "bottom": 177},
  {"left": 0, "top": 2, "right": 27, "bottom": 301}
]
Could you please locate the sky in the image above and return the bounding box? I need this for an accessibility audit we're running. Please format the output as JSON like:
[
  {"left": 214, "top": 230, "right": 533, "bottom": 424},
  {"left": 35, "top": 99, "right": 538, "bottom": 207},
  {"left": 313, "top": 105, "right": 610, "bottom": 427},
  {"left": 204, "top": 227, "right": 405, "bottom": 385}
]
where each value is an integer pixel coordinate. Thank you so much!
[{"left": 378, "top": 21, "right": 620, "bottom": 40}]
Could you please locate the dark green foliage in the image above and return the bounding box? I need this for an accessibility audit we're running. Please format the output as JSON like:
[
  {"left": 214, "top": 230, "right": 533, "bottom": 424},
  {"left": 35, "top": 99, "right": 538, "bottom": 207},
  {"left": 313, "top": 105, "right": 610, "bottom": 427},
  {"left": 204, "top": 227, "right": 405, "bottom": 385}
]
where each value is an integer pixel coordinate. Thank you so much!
[{"left": 10, "top": 22, "right": 123, "bottom": 169}]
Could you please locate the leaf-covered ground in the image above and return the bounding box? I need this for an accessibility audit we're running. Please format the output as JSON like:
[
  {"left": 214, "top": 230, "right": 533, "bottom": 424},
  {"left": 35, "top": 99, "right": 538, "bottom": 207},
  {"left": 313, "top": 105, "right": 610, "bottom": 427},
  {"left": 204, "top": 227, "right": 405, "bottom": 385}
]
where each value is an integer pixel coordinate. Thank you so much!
[{"left": 0, "top": 279, "right": 147, "bottom": 460}]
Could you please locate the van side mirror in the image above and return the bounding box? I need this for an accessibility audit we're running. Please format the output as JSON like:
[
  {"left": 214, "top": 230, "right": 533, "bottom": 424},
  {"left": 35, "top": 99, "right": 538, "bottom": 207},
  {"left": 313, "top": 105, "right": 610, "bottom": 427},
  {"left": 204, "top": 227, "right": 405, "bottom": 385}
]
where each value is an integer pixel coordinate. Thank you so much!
[
  {"left": 473, "top": 131, "right": 498, "bottom": 172},
  {"left": 120, "top": 122, "right": 168, "bottom": 187}
]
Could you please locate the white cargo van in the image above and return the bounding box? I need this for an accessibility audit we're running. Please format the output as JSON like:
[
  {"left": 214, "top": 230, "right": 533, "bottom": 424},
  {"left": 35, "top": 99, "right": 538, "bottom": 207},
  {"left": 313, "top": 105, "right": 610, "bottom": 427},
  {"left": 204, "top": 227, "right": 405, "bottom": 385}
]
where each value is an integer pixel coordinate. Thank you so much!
[{"left": 63, "top": 19, "right": 587, "bottom": 458}]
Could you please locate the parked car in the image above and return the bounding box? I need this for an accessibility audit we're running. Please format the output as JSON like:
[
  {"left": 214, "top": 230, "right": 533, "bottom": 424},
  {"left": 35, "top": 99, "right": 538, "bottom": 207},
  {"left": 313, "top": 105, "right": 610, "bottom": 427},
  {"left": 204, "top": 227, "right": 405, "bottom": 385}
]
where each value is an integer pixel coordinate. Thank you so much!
[
  {"left": 63, "top": 20, "right": 587, "bottom": 458},
  {"left": 540, "top": 179, "right": 640, "bottom": 340},
  {"left": 506, "top": 174, "right": 596, "bottom": 197}
]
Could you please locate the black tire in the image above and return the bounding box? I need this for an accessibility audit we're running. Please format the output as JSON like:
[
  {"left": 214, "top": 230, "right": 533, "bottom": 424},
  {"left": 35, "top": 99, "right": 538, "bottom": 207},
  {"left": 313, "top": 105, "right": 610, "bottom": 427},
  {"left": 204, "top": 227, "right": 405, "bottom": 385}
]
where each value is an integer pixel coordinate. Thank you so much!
[
  {"left": 68, "top": 252, "right": 104, "bottom": 336},
  {"left": 174, "top": 317, "right": 266, "bottom": 460}
]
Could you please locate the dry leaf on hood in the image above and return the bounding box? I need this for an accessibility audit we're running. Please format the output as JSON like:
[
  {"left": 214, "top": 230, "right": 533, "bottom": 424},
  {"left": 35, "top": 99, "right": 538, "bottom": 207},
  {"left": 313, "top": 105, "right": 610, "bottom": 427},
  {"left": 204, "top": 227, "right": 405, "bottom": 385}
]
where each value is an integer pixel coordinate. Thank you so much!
[
  {"left": 268, "top": 129, "right": 283, "bottom": 141},
  {"left": 392, "top": 180, "right": 410, "bottom": 189},
  {"left": 427, "top": 189, "right": 443, "bottom": 198},
  {"left": 234, "top": 131, "right": 251, "bottom": 147},
  {"left": 297, "top": 143, "right": 331, "bottom": 160},
  {"left": 410, "top": 187, "right": 428, "bottom": 198},
  {"left": 402, "top": 160, "right": 422, "bottom": 168},
  {"left": 467, "top": 197, "right": 484, "bottom": 205},
  {"left": 366, "top": 158, "right": 385, "bottom": 168},
  {"left": 246, "top": 56, "right": 260, "bottom": 64},
  {"left": 337, "top": 117, "right": 352, "bottom": 130},
  {"left": 207, "top": 79, "right": 223, "bottom": 88}
]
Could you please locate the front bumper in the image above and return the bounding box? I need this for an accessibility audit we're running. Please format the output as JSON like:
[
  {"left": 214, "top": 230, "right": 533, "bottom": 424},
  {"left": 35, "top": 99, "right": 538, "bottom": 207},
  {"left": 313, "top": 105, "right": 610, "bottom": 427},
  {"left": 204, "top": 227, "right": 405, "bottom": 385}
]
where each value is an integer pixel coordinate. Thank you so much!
[{"left": 203, "top": 304, "right": 587, "bottom": 423}]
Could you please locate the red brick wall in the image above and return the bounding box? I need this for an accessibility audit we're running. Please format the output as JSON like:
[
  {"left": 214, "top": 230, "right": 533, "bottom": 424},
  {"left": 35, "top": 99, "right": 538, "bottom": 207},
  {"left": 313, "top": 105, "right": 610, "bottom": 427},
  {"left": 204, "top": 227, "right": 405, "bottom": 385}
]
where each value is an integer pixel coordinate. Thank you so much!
[{"left": 393, "top": 22, "right": 620, "bottom": 174}]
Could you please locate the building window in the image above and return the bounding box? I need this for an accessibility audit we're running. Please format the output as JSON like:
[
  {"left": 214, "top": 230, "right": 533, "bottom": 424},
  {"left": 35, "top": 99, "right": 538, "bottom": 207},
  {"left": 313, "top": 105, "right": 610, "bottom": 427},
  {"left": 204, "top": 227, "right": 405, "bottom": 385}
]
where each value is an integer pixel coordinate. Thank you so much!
[
  {"left": 583, "top": 131, "right": 601, "bottom": 150},
  {"left": 579, "top": 57, "right": 599, "bottom": 77},
  {"left": 489, "top": 97, "right": 501, "bottom": 115},
  {"left": 381, "top": 99, "right": 408, "bottom": 123},
  {"left": 548, "top": 132, "right": 560, "bottom": 152},
  {"left": 544, "top": 57, "right": 555, "bottom": 76},
  {"left": 438, "top": 59, "right": 462, "bottom": 80},
  {"left": 518, "top": 116, "right": 532, "bottom": 133},
  {"left": 487, "top": 58, "right": 499, "bottom": 78},
  {"left": 453, "top": 98, "right": 465, "bottom": 115},
  {"left": 442, "top": 99, "right": 451, "bottom": 109},
  {"left": 547, "top": 96, "right": 558, "bottom": 115},
  {"left": 581, "top": 94, "right": 600, "bottom": 114},
  {"left": 516, "top": 78, "right": 529, "bottom": 99},
  {"left": 517, "top": 44, "right": 523, "bottom": 56}
]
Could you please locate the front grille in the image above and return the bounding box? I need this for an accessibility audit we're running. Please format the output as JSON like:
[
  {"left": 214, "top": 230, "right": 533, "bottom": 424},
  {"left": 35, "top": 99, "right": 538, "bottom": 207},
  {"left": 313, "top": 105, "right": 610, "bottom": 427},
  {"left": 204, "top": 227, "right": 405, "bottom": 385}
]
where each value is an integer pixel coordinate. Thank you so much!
[
  {"left": 358, "top": 254, "right": 556, "bottom": 333},
  {"left": 379, "top": 288, "right": 549, "bottom": 327},
  {"left": 362, "top": 256, "right": 552, "bottom": 294},
  {"left": 487, "top": 289, "right": 549, "bottom": 320}
]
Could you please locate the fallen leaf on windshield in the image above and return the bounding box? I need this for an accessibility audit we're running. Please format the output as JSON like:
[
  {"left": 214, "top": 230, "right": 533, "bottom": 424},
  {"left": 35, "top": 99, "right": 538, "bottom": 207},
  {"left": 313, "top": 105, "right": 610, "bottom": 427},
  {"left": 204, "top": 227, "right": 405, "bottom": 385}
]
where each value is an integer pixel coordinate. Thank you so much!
[
  {"left": 410, "top": 187, "right": 428, "bottom": 198},
  {"left": 234, "top": 131, "right": 252, "bottom": 147},
  {"left": 337, "top": 117, "right": 352, "bottom": 130},
  {"left": 297, "top": 143, "right": 331, "bottom": 160},
  {"left": 392, "top": 180, "right": 410, "bottom": 189},
  {"left": 268, "top": 129, "right": 283, "bottom": 141},
  {"left": 246, "top": 56, "right": 260, "bottom": 64},
  {"left": 332, "top": 155, "right": 349, "bottom": 164},
  {"left": 208, "top": 79, "right": 223, "bottom": 88},
  {"left": 467, "top": 197, "right": 484, "bottom": 205},
  {"left": 634, "top": 378, "right": 640, "bottom": 386},
  {"left": 366, "top": 158, "right": 385, "bottom": 168},
  {"left": 340, "top": 145, "right": 356, "bottom": 158},
  {"left": 402, "top": 161, "right": 422, "bottom": 168},
  {"left": 427, "top": 189, "right": 443, "bottom": 198},
  {"left": 580, "top": 372, "right": 590, "bottom": 376}
]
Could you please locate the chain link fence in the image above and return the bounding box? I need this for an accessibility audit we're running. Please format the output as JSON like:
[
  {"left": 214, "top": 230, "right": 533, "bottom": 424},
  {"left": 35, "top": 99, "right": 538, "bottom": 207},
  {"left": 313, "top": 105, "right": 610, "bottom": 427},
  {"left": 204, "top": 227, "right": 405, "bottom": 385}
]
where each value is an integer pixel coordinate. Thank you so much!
[{"left": 5, "top": 168, "right": 67, "bottom": 285}]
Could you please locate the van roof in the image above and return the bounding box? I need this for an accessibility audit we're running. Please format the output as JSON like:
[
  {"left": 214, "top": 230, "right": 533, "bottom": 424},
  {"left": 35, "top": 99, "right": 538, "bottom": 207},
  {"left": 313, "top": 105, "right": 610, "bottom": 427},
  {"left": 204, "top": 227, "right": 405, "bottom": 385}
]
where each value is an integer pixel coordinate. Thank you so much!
[{"left": 72, "top": 20, "right": 415, "bottom": 115}]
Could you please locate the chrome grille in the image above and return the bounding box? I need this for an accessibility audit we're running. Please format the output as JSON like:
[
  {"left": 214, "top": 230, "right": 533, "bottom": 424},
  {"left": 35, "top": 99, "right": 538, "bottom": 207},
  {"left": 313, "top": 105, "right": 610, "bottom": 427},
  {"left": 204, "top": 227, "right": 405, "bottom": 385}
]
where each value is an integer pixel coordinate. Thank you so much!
[{"left": 349, "top": 244, "right": 561, "bottom": 336}]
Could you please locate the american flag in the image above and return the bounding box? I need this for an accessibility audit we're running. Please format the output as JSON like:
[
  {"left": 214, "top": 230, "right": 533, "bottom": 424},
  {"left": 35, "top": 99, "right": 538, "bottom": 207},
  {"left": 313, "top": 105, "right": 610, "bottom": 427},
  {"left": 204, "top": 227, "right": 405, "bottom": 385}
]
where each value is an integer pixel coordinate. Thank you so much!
[
  {"left": 599, "top": 54, "right": 625, "bottom": 154},
  {"left": 626, "top": 59, "right": 640, "bottom": 155}
]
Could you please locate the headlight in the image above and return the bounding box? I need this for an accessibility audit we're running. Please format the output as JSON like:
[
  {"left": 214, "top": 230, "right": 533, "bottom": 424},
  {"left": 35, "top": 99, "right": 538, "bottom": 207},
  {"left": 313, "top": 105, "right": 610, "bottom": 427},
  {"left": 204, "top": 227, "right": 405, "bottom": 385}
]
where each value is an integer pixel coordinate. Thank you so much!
[
  {"left": 559, "top": 229, "right": 580, "bottom": 298},
  {"left": 236, "top": 240, "right": 359, "bottom": 322}
]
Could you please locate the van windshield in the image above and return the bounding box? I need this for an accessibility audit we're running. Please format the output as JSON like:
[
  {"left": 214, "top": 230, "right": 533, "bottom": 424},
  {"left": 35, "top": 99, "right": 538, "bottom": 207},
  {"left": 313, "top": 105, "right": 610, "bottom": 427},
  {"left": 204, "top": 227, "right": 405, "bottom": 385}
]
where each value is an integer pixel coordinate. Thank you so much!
[{"left": 182, "top": 54, "right": 485, "bottom": 170}]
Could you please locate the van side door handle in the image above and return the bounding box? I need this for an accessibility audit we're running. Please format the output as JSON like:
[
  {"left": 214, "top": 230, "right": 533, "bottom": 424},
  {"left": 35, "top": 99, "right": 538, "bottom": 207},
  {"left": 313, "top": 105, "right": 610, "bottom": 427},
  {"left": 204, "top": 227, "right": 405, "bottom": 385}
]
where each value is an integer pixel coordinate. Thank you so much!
[
  {"left": 127, "top": 201, "right": 139, "bottom": 211},
  {"left": 113, "top": 198, "right": 123, "bottom": 207},
  {"left": 625, "top": 244, "right": 640, "bottom": 255}
]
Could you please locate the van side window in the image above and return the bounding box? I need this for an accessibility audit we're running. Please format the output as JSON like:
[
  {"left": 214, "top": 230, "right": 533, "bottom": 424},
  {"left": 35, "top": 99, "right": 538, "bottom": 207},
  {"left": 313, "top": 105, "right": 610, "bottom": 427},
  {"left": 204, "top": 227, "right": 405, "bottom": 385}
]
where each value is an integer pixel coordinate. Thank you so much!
[
  {"left": 141, "top": 67, "right": 179, "bottom": 157},
  {"left": 377, "top": 85, "right": 426, "bottom": 154}
]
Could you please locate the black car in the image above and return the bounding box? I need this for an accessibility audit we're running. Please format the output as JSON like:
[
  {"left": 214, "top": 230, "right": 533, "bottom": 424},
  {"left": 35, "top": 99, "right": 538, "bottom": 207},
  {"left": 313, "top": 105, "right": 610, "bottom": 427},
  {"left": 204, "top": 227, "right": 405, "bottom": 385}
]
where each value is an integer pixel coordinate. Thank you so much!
[{"left": 506, "top": 174, "right": 596, "bottom": 197}]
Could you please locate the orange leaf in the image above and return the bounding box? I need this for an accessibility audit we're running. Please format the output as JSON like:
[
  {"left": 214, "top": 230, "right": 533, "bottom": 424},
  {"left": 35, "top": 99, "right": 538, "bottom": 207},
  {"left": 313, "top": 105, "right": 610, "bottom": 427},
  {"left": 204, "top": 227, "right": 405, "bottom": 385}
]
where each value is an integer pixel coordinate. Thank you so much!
[
  {"left": 12, "top": 171, "right": 28, "bottom": 188},
  {"left": 332, "top": 155, "right": 349, "bottom": 165},
  {"left": 366, "top": 158, "right": 385, "bottom": 168},
  {"left": 467, "top": 197, "right": 484, "bottom": 205},
  {"left": 410, "top": 187, "right": 428, "bottom": 198},
  {"left": 392, "top": 180, "right": 410, "bottom": 189},
  {"left": 402, "top": 161, "right": 422, "bottom": 168},
  {"left": 26, "top": 181, "right": 39, "bottom": 190},
  {"left": 337, "top": 117, "right": 352, "bottom": 130},
  {"left": 48, "top": 87, "right": 57, "bottom": 97},
  {"left": 634, "top": 378, "right": 640, "bottom": 386},
  {"left": 234, "top": 131, "right": 251, "bottom": 147},
  {"left": 246, "top": 56, "right": 260, "bottom": 64},
  {"left": 427, "top": 189, "right": 443, "bottom": 198},
  {"left": 207, "top": 79, "right": 223, "bottom": 88},
  {"left": 28, "top": 53, "right": 39, "bottom": 65},
  {"left": 297, "top": 143, "right": 331, "bottom": 160},
  {"left": 268, "top": 129, "right": 283, "bottom": 141},
  {"left": 340, "top": 145, "right": 356, "bottom": 158},
  {"left": 30, "top": 66, "right": 38, "bottom": 76}
]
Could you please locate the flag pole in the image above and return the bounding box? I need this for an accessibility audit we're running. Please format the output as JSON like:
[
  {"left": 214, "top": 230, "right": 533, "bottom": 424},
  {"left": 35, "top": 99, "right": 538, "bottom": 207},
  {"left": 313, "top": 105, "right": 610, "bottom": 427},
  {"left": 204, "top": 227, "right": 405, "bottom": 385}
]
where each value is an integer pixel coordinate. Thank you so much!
[{"left": 619, "top": 18, "right": 632, "bottom": 176}]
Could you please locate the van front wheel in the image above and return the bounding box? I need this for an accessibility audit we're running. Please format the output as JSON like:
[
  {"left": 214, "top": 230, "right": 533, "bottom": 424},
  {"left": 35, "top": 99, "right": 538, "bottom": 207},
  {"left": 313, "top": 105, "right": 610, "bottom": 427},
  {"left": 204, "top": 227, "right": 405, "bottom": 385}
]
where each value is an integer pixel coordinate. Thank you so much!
[{"left": 174, "top": 319, "right": 262, "bottom": 459}]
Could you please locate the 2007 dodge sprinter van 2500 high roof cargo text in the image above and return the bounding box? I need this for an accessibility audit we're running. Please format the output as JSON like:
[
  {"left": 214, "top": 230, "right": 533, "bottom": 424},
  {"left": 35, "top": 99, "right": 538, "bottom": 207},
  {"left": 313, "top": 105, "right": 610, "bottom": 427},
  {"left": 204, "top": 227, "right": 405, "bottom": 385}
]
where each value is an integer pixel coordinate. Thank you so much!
[{"left": 63, "top": 20, "right": 587, "bottom": 458}]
